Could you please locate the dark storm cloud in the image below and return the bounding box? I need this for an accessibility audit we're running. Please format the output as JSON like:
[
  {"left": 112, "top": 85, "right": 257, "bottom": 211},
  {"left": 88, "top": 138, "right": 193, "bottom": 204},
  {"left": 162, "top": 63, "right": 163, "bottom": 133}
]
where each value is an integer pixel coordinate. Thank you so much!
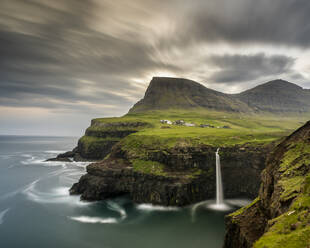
[
  {"left": 0, "top": 0, "right": 309, "bottom": 126},
  {"left": 207, "top": 53, "right": 295, "bottom": 84},
  {"left": 161, "top": 0, "right": 310, "bottom": 49},
  {"left": 0, "top": 0, "right": 179, "bottom": 113}
]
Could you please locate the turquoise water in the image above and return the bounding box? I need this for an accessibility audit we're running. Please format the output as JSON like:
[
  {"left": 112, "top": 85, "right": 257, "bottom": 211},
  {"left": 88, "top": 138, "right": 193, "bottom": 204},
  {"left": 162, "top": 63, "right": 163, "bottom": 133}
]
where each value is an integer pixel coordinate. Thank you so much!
[{"left": 0, "top": 135, "right": 248, "bottom": 248}]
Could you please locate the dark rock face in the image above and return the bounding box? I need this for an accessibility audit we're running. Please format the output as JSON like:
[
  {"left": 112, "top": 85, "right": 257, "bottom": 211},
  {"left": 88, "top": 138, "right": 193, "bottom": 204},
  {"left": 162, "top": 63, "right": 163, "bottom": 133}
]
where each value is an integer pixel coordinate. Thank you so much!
[
  {"left": 85, "top": 121, "right": 148, "bottom": 138},
  {"left": 223, "top": 200, "right": 267, "bottom": 248},
  {"left": 70, "top": 145, "right": 215, "bottom": 206},
  {"left": 220, "top": 146, "right": 268, "bottom": 199},
  {"left": 145, "top": 144, "right": 270, "bottom": 198},
  {"left": 45, "top": 150, "right": 75, "bottom": 162},
  {"left": 47, "top": 121, "right": 150, "bottom": 162},
  {"left": 90, "top": 120, "right": 148, "bottom": 128},
  {"left": 46, "top": 147, "right": 91, "bottom": 162},
  {"left": 85, "top": 130, "right": 137, "bottom": 139},
  {"left": 70, "top": 162, "right": 213, "bottom": 206},
  {"left": 70, "top": 143, "right": 271, "bottom": 206},
  {"left": 77, "top": 138, "right": 119, "bottom": 160},
  {"left": 223, "top": 121, "right": 310, "bottom": 248}
]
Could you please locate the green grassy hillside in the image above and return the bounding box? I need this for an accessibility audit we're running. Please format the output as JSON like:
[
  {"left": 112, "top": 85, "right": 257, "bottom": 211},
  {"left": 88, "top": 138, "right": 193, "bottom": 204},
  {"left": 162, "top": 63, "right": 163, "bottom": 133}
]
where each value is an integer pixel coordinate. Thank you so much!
[
  {"left": 90, "top": 109, "right": 308, "bottom": 148},
  {"left": 76, "top": 77, "right": 310, "bottom": 159},
  {"left": 129, "top": 77, "right": 310, "bottom": 115},
  {"left": 235, "top": 79, "right": 310, "bottom": 113},
  {"left": 129, "top": 77, "right": 251, "bottom": 113}
]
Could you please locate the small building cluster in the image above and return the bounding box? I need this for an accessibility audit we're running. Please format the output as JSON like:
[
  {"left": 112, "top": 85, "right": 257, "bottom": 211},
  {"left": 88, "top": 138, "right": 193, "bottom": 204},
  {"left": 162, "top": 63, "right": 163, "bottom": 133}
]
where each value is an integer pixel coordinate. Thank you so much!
[
  {"left": 160, "top": 120, "right": 172, "bottom": 125},
  {"left": 160, "top": 119, "right": 195, "bottom": 126},
  {"left": 200, "top": 124, "right": 231, "bottom": 129},
  {"left": 160, "top": 120, "right": 231, "bottom": 129},
  {"left": 199, "top": 124, "right": 215, "bottom": 128}
]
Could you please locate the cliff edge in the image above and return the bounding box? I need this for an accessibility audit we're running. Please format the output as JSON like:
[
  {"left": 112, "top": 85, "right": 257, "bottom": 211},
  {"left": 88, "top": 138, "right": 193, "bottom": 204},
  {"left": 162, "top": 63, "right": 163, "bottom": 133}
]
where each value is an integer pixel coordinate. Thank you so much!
[
  {"left": 70, "top": 139, "right": 269, "bottom": 206},
  {"left": 224, "top": 121, "right": 310, "bottom": 248}
]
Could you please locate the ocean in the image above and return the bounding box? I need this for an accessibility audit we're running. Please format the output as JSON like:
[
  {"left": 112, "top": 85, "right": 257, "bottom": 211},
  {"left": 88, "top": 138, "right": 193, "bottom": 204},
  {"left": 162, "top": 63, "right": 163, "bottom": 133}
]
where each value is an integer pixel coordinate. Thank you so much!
[{"left": 0, "top": 135, "right": 248, "bottom": 248}]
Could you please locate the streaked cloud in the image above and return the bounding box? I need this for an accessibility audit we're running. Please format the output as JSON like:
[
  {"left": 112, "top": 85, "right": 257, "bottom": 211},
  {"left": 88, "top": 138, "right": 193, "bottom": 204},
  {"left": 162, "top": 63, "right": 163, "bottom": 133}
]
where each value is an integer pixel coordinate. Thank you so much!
[
  {"left": 0, "top": 0, "right": 310, "bottom": 134},
  {"left": 207, "top": 53, "right": 296, "bottom": 84}
]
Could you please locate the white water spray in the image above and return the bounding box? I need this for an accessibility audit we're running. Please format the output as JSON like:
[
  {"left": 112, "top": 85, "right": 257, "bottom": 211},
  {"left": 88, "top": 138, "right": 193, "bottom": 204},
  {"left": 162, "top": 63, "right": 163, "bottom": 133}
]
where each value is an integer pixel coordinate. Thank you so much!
[{"left": 215, "top": 148, "right": 224, "bottom": 205}]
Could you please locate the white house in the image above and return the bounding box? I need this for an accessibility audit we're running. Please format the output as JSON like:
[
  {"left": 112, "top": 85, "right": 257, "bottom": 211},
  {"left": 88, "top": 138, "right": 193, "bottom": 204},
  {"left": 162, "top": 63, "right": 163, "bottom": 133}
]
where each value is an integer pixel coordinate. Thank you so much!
[
  {"left": 185, "top": 123, "right": 196, "bottom": 127},
  {"left": 160, "top": 120, "right": 172, "bottom": 125}
]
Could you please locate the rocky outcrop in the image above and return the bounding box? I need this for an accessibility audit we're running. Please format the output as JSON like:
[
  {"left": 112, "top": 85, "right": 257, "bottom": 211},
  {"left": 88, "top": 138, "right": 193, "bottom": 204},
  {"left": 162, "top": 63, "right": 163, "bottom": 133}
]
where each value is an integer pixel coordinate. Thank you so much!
[
  {"left": 46, "top": 149, "right": 77, "bottom": 162},
  {"left": 70, "top": 158, "right": 213, "bottom": 206},
  {"left": 223, "top": 198, "right": 267, "bottom": 248},
  {"left": 224, "top": 198, "right": 267, "bottom": 248},
  {"left": 70, "top": 141, "right": 271, "bottom": 206},
  {"left": 224, "top": 121, "right": 310, "bottom": 248},
  {"left": 47, "top": 120, "right": 150, "bottom": 161},
  {"left": 76, "top": 137, "right": 119, "bottom": 160}
]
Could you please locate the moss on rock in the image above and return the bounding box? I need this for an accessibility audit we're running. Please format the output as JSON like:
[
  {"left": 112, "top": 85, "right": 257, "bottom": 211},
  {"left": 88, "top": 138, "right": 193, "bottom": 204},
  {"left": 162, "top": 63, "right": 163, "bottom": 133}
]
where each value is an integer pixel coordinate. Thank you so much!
[
  {"left": 78, "top": 136, "right": 120, "bottom": 160},
  {"left": 131, "top": 159, "right": 167, "bottom": 176},
  {"left": 224, "top": 121, "right": 310, "bottom": 248}
]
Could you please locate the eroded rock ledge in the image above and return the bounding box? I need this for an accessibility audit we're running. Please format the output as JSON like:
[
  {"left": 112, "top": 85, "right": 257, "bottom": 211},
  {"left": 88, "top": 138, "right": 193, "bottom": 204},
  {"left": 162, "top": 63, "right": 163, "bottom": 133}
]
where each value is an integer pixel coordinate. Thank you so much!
[
  {"left": 70, "top": 142, "right": 271, "bottom": 206},
  {"left": 47, "top": 116, "right": 274, "bottom": 207},
  {"left": 46, "top": 120, "right": 150, "bottom": 161}
]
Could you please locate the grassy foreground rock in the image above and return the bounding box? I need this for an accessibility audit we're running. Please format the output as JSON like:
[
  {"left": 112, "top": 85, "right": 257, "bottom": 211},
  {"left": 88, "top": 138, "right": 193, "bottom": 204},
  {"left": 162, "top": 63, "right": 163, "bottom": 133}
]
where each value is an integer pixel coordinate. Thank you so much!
[{"left": 224, "top": 121, "right": 310, "bottom": 248}]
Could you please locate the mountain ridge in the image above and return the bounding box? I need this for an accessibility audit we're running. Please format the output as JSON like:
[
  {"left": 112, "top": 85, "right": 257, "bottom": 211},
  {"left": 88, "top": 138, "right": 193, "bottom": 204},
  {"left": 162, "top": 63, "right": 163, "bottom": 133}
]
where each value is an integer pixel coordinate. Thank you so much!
[
  {"left": 129, "top": 77, "right": 310, "bottom": 114},
  {"left": 234, "top": 79, "right": 310, "bottom": 113}
]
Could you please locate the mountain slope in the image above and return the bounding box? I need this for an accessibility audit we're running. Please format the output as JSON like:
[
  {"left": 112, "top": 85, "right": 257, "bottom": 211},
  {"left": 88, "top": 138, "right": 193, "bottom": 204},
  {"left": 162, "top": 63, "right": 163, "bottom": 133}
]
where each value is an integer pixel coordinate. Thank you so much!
[
  {"left": 129, "top": 77, "right": 310, "bottom": 114},
  {"left": 128, "top": 77, "right": 251, "bottom": 113},
  {"left": 234, "top": 79, "right": 310, "bottom": 113}
]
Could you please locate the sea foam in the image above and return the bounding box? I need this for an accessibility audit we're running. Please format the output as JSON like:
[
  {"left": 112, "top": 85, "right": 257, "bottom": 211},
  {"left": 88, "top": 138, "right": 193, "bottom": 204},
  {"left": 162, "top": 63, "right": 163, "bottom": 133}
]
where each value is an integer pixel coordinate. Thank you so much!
[
  {"left": 106, "top": 200, "right": 127, "bottom": 219},
  {"left": 0, "top": 208, "right": 10, "bottom": 225},
  {"left": 69, "top": 216, "right": 118, "bottom": 224},
  {"left": 44, "top": 150, "right": 66, "bottom": 154},
  {"left": 23, "top": 180, "right": 90, "bottom": 206},
  {"left": 136, "top": 203, "right": 179, "bottom": 211}
]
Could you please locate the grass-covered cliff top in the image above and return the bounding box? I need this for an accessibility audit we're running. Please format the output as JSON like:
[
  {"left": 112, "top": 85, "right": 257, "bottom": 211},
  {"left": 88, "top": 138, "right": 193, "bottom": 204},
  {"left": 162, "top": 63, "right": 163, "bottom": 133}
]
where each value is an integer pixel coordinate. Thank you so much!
[
  {"left": 226, "top": 121, "right": 310, "bottom": 248},
  {"left": 253, "top": 137, "right": 310, "bottom": 248},
  {"left": 88, "top": 109, "right": 307, "bottom": 147}
]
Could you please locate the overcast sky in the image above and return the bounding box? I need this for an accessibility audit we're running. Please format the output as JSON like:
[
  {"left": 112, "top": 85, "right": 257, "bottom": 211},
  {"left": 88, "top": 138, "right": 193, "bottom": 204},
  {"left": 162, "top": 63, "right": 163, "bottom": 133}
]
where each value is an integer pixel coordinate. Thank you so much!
[{"left": 1, "top": 0, "right": 310, "bottom": 136}]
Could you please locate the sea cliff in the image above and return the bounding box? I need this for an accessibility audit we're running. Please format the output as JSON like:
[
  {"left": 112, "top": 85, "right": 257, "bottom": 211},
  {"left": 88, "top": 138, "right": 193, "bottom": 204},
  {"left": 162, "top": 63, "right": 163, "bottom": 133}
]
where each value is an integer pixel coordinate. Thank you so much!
[
  {"left": 69, "top": 131, "right": 270, "bottom": 206},
  {"left": 224, "top": 121, "right": 310, "bottom": 248}
]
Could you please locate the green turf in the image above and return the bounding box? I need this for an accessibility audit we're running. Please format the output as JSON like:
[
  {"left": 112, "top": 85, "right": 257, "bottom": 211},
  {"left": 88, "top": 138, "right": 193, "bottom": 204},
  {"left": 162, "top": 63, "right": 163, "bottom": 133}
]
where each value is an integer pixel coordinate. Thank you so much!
[
  {"left": 253, "top": 139, "right": 310, "bottom": 248},
  {"left": 91, "top": 109, "right": 308, "bottom": 147}
]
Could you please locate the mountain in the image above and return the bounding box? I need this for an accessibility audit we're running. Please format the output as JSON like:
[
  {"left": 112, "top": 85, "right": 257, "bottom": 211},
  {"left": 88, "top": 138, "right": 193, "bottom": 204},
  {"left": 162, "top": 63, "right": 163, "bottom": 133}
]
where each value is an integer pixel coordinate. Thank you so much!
[
  {"left": 234, "top": 79, "right": 310, "bottom": 113},
  {"left": 128, "top": 77, "right": 251, "bottom": 113},
  {"left": 129, "top": 77, "right": 310, "bottom": 114}
]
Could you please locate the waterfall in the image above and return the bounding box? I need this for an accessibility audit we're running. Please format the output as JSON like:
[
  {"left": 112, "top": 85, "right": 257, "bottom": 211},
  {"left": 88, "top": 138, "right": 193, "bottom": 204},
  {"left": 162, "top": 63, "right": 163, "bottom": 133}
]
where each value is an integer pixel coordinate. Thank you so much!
[
  {"left": 215, "top": 148, "right": 224, "bottom": 205},
  {"left": 204, "top": 148, "right": 232, "bottom": 211}
]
